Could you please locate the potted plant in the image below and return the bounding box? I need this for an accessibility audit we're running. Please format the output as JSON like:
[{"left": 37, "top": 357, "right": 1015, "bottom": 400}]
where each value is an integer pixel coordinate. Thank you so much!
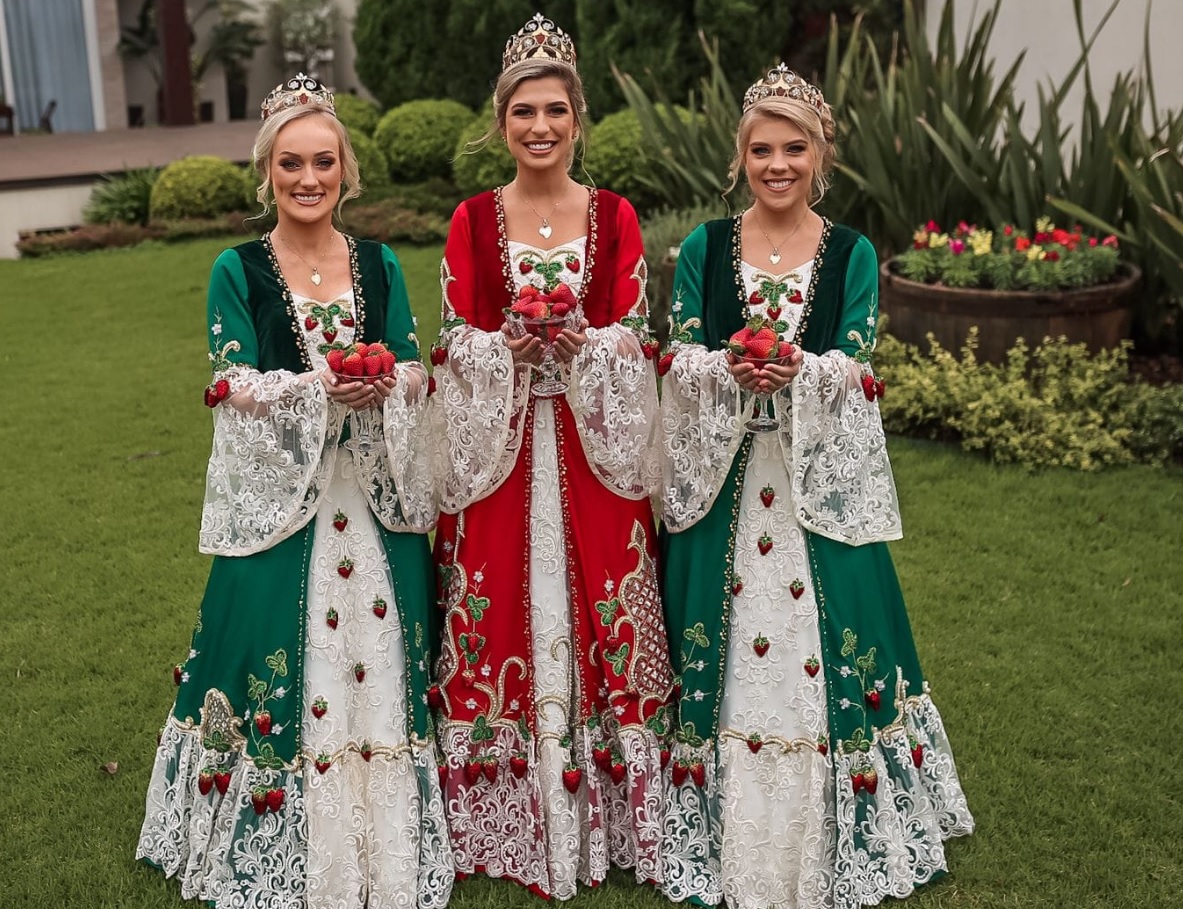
[{"left": 879, "top": 218, "right": 1140, "bottom": 363}]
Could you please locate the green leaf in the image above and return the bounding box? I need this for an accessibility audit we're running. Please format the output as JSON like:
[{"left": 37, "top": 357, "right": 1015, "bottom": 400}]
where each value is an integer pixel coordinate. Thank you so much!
[
  {"left": 265, "top": 649, "right": 288, "bottom": 678},
  {"left": 841, "top": 628, "right": 858, "bottom": 657},
  {"left": 246, "top": 673, "right": 267, "bottom": 701},
  {"left": 465, "top": 594, "right": 489, "bottom": 622},
  {"left": 471, "top": 714, "right": 494, "bottom": 742},
  {"left": 606, "top": 642, "right": 630, "bottom": 676},
  {"left": 254, "top": 742, "right": 284, "bottom": 771},
  {"left": 855, "top": 646, "right": 878, "bottom": 676},
  {"left": 595, "top": 597, "right": 620, "bottom": 626}
]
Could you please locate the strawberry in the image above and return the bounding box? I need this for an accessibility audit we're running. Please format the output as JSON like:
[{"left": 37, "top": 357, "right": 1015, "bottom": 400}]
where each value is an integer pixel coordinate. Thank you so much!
[
  {"left": 804, "top": 656, "right": 820, "bottom": 677},
  {"left": 746, "top": 333, "right": 778, "bottom": 359},
  {"left": 340, "top": 315, "right": 355, "bottom": 327},
  {"left": 787, "top": 289, "right": 803, "bottom": 304},
  {"left": 777, "top": 341, "right": 795, "bottom": 358},
  {"left": 354, "top": 343, "right": 371, "bottom": 357},
  {"left": 566, "top": 257, "right": 581, "bottom": 273},
  {"left": 363, "top": 353, "right": 384, "bottom": 376},
  {"left": 727, "top": 338, "right": 748, "bottom": 357},
  {"left": 482, "top": 758, "right": 499, "bottom": 782},
  {"left": 731, "top": 579, "right": 743, "bottom": 596},
  {"left": 562, "top": 766, "right": 583, "bottom": 793},
  {"left": 789, "top": 578, "right": 805, "bottom": 599},
  {"left": 660, "top": 748, "right": 671, "bottom": 770},
  {"left": 861, "top": 374, "right": 877, "bottom": 401},
  {"left": 337, "top": 559, "right": 353, "bottom": 579},
  {"left": 671, "top": 761, "right": 689, "bottom": 787},
  {"left": 747, "top": 735, "right": 763, "bottom": 754},
  {"left": 850, "top": 772, "right": 864, "bottom": 794},
  {"left": 204, "top": 380, "right": 230, "bottom": 408},
  {"left": 372, "top": 597, "right": 387, "bottom": 619},
  {"left": 314, "top": 753, "right": 331, "bottom": 774},
  {"left": 689, "top": 761, "right": 706, "bottom": 788},
  {"left": 427, "top": 376, "right": 437, "bottom": 396},
  {"left": 464, "top": 760, "right": 483, "bottom": 785},
  {"left": 360, "top": 741, "right": 373, "bottom": 762},
  {"left": 816, "top": 738, "right": 828, "bottom": 757},
  {"left": 461, "top": 669, "right": 476, "bottom": 687},
  {"left": 759, "top": 485, "right": 775, "bottom": 507},
  {"left": 519, "top": 261, "right": 534, "bottom": 275},
  {"left": 748, "top": 292, "right": 765, "bottom": 306},
  {"left": 254, "top": 710, "right": 272, "bottom": 737},
  {"left": 609, "top": 760, "right": 627, "bottom": 785},
  {"left": 862, "top": 767, "right": 879, "bottom": 795},
  {"left": 865, "top": 690, "right": 882, "bottom": 711},
  {"left": 510, "top": 754, "right": 529, "bottom": 779},
  {"left": 592, "top": 745, "right": 612, "bottom": 771},
  {"left": 322, "top": 329, "right": 338, "bottom": 343},
  {"left": 305, "top": 315, "right": 318, "bottom": 330},
  {"left": 342, "top": 353, "right": 365, "bottom": 377},
  {"left": 430, "top": 346, "right": 447, "bottom": 366},
  {"left": 427, "top": 685, "right": 445, "bottom": 710},
  {"left": 550, "top": 300, "right": 571, "bottom": 317},
  {"left": 214, "top": 770, "right": 232, "bottom": 794},
  {"left": 353, "top": 663, "right": 366, "bottom": 683},
  {"left": 874, "top": 378, "right": 886, "bottom": 399},
  {"left": 549, "top": 283, "right": 576, "bottom": 309},
  {"left": 657, "top": 352, "right": 675, "bottom": 376},
  {"left": 198, "top": 767, "right": 214, "bottom": 795},
  {"left": 732, "top": 325, "right": 756, "bottom": 347},
  {"left": 266, "top": 787, "right": 285, "bottom": 813},
  {"left": 911, "top": 742, "right": 924, "bottom": 768},
  {"left": 517, "top": 284, "right": 540, "bottom": 298},
  {"left": 326, "top": 608, "right": 338, "bottom": 630},
  {"left": 766, "top": 304, "right": 782, "bottom": 320},
  {"left": 251, "top": 787, "right": 268, "bottom": 815},
  {"left": 757, "top": 534, "right": 773, "bottom": 555},
  {"left": 518, "top": 299, "right": 548, "bottom": 319},
  {"left": 332, "top": 510, "right": 348, "bottom": 532},
  {"left": 311, "top": 696, "right": 327, "bottom": 719},
  {"left": 326, "top": 349, "right": 346, "bottom": 373},
  {"left": 641, "top": 340, "right": 659, "bottom": 360},
  {"left": 753, "top": 635, "right": 770, "bottom": 657},
  {"left": 173, "top": 664, "right": 183, "bottom": 686},
  {"left": 203, "top": 385, "right": 219, "bottom": 408}
]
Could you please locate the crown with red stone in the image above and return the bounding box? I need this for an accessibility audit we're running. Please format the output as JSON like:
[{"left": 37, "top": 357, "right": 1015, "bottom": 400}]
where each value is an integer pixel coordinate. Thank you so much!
[
  {"left": 502, "top": 13, "right": 577, "bottom": 72},
  {"left": 260, "top": 73, "right": 335, "bottom": 121},
  {"left": 743, "top": 63, "right": 826, "bottom": 116}
]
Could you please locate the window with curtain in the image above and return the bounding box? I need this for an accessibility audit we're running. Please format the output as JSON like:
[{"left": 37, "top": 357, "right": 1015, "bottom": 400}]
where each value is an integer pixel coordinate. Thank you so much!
[{"left": 2, "top": 0, "right": 94, "bottom": 132}]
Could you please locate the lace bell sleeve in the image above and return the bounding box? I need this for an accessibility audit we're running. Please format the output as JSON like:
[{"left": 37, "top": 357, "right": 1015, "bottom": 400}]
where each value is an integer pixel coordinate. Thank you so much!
[
  {"left": 199, "top": 249, "right": 339, "bottom": 556},
  {"left": 432, "top": 202, "right": 530, "bottom": 514},
  {"left": 659, "top": 225, "right": 748, "bottom": 532},
  {"left": 787, "top": 235, "right": 902, "bottom": 544},
  {"left": 567, "top": 197, "right": 661, "bottom": 500}
]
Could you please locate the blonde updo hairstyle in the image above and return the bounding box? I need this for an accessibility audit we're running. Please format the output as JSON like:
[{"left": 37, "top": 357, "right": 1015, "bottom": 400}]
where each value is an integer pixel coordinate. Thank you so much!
[
  {"left": 251, "top": 104, "right": 362, "bottom": 218},
  {"left": 725, "top": 96, "right": 836, "bottom": 207}
]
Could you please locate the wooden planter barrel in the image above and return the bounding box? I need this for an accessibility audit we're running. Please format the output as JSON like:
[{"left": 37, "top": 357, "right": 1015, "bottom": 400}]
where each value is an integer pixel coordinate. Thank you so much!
[{"left": 879, "top": 261, "right": 1141, "bottom": 363}]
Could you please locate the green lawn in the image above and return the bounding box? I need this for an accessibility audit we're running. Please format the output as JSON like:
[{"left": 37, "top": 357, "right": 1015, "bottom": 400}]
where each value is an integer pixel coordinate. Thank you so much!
[{"left": 1, "top": 237, "right": 1180, "bottom": 908}]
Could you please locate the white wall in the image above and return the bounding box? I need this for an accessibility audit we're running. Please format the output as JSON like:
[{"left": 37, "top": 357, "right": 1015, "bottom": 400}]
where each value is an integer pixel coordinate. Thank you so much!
[{"left": 927, "top": 0, "right": 1183, "bottom": 134}]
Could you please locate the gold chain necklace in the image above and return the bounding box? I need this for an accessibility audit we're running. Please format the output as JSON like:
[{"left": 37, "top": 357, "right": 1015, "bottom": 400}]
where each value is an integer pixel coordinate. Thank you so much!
[
  {"left": 751, "top": 206, "right": 808, "bottom": 267},
  {"left": 277, "top": 229, "right": 336, "bottom": 286},
  {"left": 515, "top": 181, "right": 570, "bottom": 240}
]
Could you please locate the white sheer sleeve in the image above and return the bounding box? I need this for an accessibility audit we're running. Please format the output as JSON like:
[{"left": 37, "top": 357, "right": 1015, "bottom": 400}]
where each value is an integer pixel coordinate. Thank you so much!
[
  {"left": 434, "top": 325, "right": 530, "bottom": 514},
  {"left": 786, "top": 351, "right": 902, "bottom": 544},
  {"left": 659, "top": 344, "right": 750, "bottom": 532},
  {"left": 567, "top": 325, "right": 661, "bottom": 500},
  {"left": 199, "top": 364, "right": 342, "bottom": 556}
]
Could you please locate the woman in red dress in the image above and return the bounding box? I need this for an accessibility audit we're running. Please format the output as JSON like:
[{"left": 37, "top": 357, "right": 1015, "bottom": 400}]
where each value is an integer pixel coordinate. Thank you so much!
[{"left": 427, "top": 13, "right": 673, "bottom": 901}]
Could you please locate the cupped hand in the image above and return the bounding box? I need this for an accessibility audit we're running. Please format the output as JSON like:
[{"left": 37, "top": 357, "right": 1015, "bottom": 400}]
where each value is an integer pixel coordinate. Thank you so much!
[
  {"left": 729, "top": 347, "right": 805, "bottom": 394},
  {"left": 552, "top": 319, "right": 589, "bottom": 363},
  {"left": 502, "top": 324, "right": 545, "bottom": 366},
  {"left": 321, "top": 369, "right": 378, "bottom": 410}
]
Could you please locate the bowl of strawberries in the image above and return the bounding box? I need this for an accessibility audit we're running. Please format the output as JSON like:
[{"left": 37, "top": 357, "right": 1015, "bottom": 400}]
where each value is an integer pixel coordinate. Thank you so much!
[
  {"left": 727, "top": 318, "right": 797, "bottom": 432},
  {"left": 325, "top": 341, "right": 397, "bottom": 384},
  {"left": 504, "top": 282, "right": 578, "bottom": 396}
]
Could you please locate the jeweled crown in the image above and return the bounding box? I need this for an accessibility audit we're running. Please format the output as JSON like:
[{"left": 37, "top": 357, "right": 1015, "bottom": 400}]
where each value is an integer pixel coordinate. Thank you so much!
[
  {"left": 260, "top": 73, "right": 335, "bottom": 121},
  {"left": 743, "top": 63, "right": 826, "bottom": 116},
  {"left": 502, "top": 13, "right": 577, "bottom": 72}
]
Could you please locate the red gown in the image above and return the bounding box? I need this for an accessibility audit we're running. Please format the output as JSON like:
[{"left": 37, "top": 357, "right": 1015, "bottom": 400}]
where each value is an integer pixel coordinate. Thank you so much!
[{"left": 431, "top": 187, "right": 672, "bottom": 898}]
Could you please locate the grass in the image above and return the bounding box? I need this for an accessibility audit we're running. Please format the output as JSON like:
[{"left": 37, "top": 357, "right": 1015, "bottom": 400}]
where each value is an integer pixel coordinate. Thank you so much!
[{"left": 1, "top": 238, "right": 1181, "bottom": 908}]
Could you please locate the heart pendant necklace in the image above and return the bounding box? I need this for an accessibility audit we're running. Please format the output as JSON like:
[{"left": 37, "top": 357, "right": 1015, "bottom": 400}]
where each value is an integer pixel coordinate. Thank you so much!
[
  {"left": 752, "top": 206, "right": 808, "bottom": 267},
  {"left": 517, "top": 182, "right": 570, "bottom": 240},
  {"left": 278, "top": 230, "right": 335, "bottom": 286}
]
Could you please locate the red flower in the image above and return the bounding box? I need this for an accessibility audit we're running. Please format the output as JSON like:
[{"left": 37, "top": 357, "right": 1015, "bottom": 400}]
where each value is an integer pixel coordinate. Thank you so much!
[
  {"left": 1052, "top": 228, "right": 1070, "bottom": 245},
  {"left": 1088, "top": 237, "right": 1098, "bottom": 247},
  {"left": 925, "top": 220, "right": 940, "bottom": 232},
  {"left": 1014, "top": 236, "right": 1031, "bottom": 252},
  {"left": 1102, "top": 235, "right": 1119, "bottom": 248},
  {"left": 1003, "top": 224, "right": 1014, "bottom": 236},
  {"left": 1045, "top": 250, "right": 1060, "bottom": 261}
]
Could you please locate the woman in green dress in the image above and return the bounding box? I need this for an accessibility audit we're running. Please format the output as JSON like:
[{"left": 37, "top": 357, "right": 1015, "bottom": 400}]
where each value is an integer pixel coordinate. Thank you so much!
[
  {"left": 136, "top": 75, "right": 453, "bottom": 909},
  {"left": 659, "top": 65, "right": 974, "bottom": 909}
]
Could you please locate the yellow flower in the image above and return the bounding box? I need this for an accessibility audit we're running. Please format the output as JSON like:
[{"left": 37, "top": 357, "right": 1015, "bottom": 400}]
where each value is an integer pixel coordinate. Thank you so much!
[
  {"left": 913, "top": 228, "right": 929, "bottom": 248},
  {"left": 1035, "top": 216, "right": 1054, "bottom": 234},
  {"left": 1026, "top": 244, "right": 1046, "bottom": 261},
  {"left": 969, "top": 230, "right": 993, "bottom": 255},
  {"left": 928, "top": 232, "right": 950, "bottom": 249}
]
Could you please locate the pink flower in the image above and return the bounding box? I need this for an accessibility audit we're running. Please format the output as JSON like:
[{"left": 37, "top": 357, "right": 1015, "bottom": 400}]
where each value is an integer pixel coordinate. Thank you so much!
[
  {"left": 1102, "top": 235, "right": 1119, "bottom": 248},
  {"left": 1089, "top": 237, "right": 1098, "bottom": 247},
  {"left": 949, "top": 238, "right": 966, "bottom": 255},
  {"left": 925, "top": 220, "right": 941, "bottom": 233}
]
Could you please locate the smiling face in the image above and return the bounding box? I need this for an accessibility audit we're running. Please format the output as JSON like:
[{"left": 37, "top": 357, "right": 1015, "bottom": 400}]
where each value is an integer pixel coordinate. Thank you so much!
[
  {"left": 268, "top": 113, "right": 343, "bottom": 226},
  {"left": 502, "top": 76, "right": 577, "bottom": 174},
  {"left": 744, "top": 115, "right": 818, "bottom": 216}
]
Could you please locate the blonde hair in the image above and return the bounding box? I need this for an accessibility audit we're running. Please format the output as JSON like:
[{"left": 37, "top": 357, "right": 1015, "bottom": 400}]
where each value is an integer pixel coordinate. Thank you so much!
[
  {"left": 251, "top": 105, "right": 362, "bottom": 218},
  {"left": 725, "top": 98, "right": 836, "bottom": 206}
]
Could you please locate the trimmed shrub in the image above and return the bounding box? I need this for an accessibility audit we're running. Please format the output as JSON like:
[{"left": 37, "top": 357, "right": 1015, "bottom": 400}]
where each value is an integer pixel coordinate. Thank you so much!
[
  {"left": 452, "top": 105, "right": 517, "bottom": 197},
  {"left": 149, "top": 155, "right": 249, "bottom": 221},
  {"left": 83, "top": 167, "right": 159, "bottom": 226},
  {"left": 389, "top": 178, "right": 465, "bottom": 219},
  {"left": 585, "top": 107, "right": 693, "bottom": 215},
  {"left": 640, "top": 201, "right": 728, "bottom": 342},
  {"left": 374, "top": 99, "right": 476, "bottom": 183},
  {"left": 341, "top": 198, "right": 449, "bottom": 246},
  {"left": 333, "top": 93, "right": 382, "bottom": 137},
  {"left": 348, "top": 127, "right": 391, "bottom": 197}
]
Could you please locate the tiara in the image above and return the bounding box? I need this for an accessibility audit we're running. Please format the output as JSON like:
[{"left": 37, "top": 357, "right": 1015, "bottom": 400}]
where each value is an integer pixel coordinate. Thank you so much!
[
  {"left": 260, "top": 73, "right": 335, "bottom": 121},
  {"left": 743, "top": 64, "right": 826, "bottom": 116},
  {"left": 502, "top": 13, "right": 577, "bottom": 72}
]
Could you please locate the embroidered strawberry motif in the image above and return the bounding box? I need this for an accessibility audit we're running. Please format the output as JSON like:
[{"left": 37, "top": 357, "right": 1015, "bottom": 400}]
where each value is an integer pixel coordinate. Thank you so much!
[
  {"left": 305, "top": 316, "right": 318, "bottom": 331},
  {"left": 337, "top": 558, "right": 353, "bottom": 579},
  {"left": 609, "top": 759, "right": 627, "bottom": 785},
  {"left": 790, "top": 578, "right": 805, "bottom": 599},
  {"left": 862, "top": 767, "right": 879, "bottom": 795},
  {"left": 592, "top": 744, "right": 612, "bottom": 771},
  {"left": 173, "top": 664, "right": 183, "bottom": 686},
  {"left": 510, "top": 753, "right": 529, "bottom": 779},
  {"left": 671, "top": 761, "right": 689, "bottom": 787},
  {"left": 203, "top": 378, "right": 230, "bottom": 408},
  {"left": 214, "top": 770, "right": 232, "bottom": 794},
  {"left": 657, "top": 352, "right": 675, "bottom": 376},
  {"left": 566, "top": 256, "right": 580, "bottom": 273},
  {"left": 323, "top": 329, "right": 338, "bottom": 343},
  {"left": 372, "top": 597, "right": 387, "bottom": 619},
  {"left": 753, "top": 635, "right": 770, "bottom": 657},
  {"left": 759, "top": 485, "right": 775, "bottom": 507},
  {"left": 482, "top": 758, "right": 498, "bottom": 782},
  {"left": 641, "top": 340, "right": 659, "bottom": 360},
  {"left": 746, "top": 734, "right": 763, "bottom": 754},
  {"left": 660, "top": 748, "right": 671, "bottom": 770},
  {"left": 251, "top": 787, "right": 268, "bottom": 815},
  {"left": 689, "top": 760, "right": 706, "bottom": 788},
  {"left": 311, "top": 696, "right": 327, "bottom": 719},
  {"left": 359, "top": 740, "right": 373, "bottom": 762},
  {"left": 198, "top": 767, "right": 215, "bottom": 796},
  {"left": 788, "top": 288, "right": 803, "bottom": 304},
  {"left": 804, "top": 656, "right": 820, "bottom": 677},
  {"left": 430, "top": 346, "right": 447, "bottom": 366},
  {"left": 865, "top": 689, "right": 882, "bottom": 711},
  {"left": 911, "top": 740, "right": 924, "bottom": 768},
  {"left": 314, "top": 753, "right": 331, "bottom": 774},
  {"left": 326, "top": 608, "right": 338, "bottom": 630},
  {"left": 427, "top": 685, "right": 444, "bottom": 710},
  {"left": 562, "top": 765, "right": 583, "bottom": 793},
  {"left": 757, "top": 534, "right": 773, "bottom": 555},
  {"left": 766, "top": 304, "right": 782, "bottom": 320},
  {"left": 851, "top": 770, "right": 864, "bottom": 794},
  {"left": 266, "top": 788, "right": 285, "bottom": 813},
  {"left": 461, "top": 669, "right": 476, "bottom": 687},
  {"left": 731, "top": 579, "right": 744, "bottom": 596},
  {"left": 748, "top": 291, "right": 765, "bottom": 306},
  {"left": 519, "top": 260, "right": 533, "bottom": 274},
  {"left": 816, "top": 737, "right": 828, "bottom": 757},
  {"left": 332, "top": 511, "right": 348, "bottom": 532},
  {"left": 254, "top": 710, "right": 272, "bottom": 737},
  {"left": 340, "top": 315, "right": 354, "bottom": 327},
  {"left": 462, "top": 759, "right": 481, "bottom": 784},
  {"left": 862, "top": 374, "right": 886, "bottom": 401},
  {"left": 353, "top": 662, "right": 366, "bottom": 683}
]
